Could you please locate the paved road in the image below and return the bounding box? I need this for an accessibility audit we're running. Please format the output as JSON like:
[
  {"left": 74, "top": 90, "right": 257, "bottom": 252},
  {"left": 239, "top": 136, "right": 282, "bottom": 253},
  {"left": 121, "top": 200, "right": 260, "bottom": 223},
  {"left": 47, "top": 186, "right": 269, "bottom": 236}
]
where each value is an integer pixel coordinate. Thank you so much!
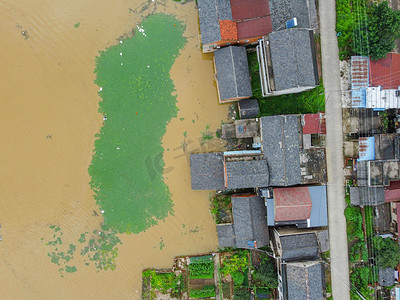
[{"left": 319, "top": 1, "right": 351, "bottom": 299}]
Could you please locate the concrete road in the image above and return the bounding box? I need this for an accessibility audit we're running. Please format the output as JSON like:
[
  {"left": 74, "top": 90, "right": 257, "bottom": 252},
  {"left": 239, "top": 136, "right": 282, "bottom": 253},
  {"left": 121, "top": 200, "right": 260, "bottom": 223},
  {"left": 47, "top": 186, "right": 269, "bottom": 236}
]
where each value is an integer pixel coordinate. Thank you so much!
[{"left": 319, "top": 1, "right": 351, "bottom": 299}]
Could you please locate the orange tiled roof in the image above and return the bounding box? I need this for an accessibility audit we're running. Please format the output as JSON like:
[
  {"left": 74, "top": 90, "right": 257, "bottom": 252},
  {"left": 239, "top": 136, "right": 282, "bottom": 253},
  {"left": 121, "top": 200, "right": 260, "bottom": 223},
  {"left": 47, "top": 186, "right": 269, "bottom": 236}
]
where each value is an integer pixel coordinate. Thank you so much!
[{"left": 219, "top": 20, "right": 238, "bottom": 41}]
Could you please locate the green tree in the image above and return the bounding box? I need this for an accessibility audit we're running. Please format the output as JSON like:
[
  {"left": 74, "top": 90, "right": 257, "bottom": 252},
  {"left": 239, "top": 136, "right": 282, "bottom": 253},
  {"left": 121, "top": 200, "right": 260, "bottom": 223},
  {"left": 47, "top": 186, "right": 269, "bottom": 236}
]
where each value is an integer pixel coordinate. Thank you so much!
[
  {"left": 354, "top": 1, "right": 400, "bottom": 60},
  {"left": 372, "top": 236, "right": 400, "bottom": 268},
  {"left": 252, "top": 254, "right": 278, "bottom": 292}
]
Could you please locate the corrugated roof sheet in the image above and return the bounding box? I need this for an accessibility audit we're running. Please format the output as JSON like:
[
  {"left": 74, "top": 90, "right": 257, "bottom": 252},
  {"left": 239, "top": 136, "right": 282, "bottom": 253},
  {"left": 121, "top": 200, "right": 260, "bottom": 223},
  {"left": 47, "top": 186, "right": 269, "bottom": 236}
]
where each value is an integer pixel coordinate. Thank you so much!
[
  {"left": 274, "top": 187, "right": 312, "bottom": 221},
  {"left": 359, "top": 137, "right": 375, "bottom": 161},
  {"left": 302, "top": 113, "right": 322, "bottom": 134},
  {"left": 308, "top": 186, "right": 328, "bottom": 227},
  {"left": 230, "top": 0, "right": 270, "bottom": 20},
  {"left": 351, "top": 56, "right": 369, "bottom": 108},
  {"left": 370, "top": 53, "right": 400, "bottom": 89},
  {"left": 366, "top": 86, "right": 399, "bottom": 109}
]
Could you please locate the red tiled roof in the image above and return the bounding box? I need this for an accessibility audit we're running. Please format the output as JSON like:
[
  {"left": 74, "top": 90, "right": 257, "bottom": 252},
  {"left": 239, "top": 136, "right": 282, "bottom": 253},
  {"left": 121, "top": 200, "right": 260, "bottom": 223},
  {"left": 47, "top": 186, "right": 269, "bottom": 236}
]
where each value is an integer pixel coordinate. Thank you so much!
[
  {"left": 219, "top": 20, "right": 238, "bottom": 41},
  {"left": 303, "top": 113, "right": 322, "bottom": 134},
  {"left": 230, "top": 0, "right": 270, "bottom": 21},
  {"left": 274, "top": 187, "right": 312, "bottom": 222},
  {"left": 397, "top": 203, "right": 400, "bottom": 244},
  {"left": 370, "top": 53, "right": 400, "bottom": 89},
  {"left": 385, "top": 180, "right": 400, "bottom": 202},
  {"left": 237, "top": 16, "right": 272, "bottom": 40}
]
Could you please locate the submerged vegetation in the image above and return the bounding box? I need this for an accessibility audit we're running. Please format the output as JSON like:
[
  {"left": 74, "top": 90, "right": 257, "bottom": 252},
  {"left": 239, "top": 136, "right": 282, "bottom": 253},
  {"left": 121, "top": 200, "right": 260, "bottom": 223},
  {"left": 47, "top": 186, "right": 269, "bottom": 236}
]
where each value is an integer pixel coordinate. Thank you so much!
[
  {"left": 90, "top": 14, "right": 186, "bottom": 233},
  {"left": 44, "top": 225, "right": 122, "bottom": 276}
]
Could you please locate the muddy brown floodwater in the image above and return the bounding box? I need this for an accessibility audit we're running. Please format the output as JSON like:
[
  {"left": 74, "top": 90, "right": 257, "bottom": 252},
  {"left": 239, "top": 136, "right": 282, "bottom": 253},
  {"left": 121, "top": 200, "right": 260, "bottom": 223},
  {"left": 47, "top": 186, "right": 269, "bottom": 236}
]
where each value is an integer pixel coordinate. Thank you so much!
[{"left": 0, "top": 0, "right": 228, "bottom": 299}]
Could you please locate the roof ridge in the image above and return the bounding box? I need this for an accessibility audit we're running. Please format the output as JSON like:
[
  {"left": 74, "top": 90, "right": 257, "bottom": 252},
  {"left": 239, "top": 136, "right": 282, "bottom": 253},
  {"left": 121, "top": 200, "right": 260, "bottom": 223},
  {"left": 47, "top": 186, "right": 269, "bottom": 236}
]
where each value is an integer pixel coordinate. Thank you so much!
[{"left": 230, "top": 47, "right": 239, "bottom": 97}]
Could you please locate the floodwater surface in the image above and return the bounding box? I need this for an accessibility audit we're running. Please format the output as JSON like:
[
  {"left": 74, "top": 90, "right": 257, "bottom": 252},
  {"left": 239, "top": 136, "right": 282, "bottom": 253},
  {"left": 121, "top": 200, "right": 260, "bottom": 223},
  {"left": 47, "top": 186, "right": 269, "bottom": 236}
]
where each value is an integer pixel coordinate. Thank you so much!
[{"left": 0, "top": 0, "right": 228, "bottom": 298}]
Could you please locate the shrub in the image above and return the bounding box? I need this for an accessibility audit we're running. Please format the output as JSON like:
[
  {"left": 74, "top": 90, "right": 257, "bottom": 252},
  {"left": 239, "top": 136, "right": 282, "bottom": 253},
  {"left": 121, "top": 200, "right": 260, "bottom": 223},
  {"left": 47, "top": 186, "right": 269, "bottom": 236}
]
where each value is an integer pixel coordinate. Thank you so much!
[{"left": 231, "top": 271, "right": 245, "bottom": 286}]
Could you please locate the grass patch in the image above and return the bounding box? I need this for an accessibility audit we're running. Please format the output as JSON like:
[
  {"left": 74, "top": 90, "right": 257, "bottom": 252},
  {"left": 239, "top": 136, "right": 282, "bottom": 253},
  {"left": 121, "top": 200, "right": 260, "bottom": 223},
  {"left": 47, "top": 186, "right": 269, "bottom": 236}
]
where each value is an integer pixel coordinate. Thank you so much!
[
  {"left": 90, "top": 14, "right": 186, "bottom": 233},
  {"left": 247, "top": 51, "right": 325, "bottom": 115},
  {"left": 364, "top": 206, "right": 374, "bottom": 238}
]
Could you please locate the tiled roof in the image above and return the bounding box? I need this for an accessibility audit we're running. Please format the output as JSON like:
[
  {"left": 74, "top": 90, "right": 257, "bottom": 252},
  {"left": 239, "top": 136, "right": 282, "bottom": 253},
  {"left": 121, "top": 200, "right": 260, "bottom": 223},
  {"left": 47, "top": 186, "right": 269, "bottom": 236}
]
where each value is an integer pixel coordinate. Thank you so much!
[
  {"left": 231, "top": 195, "right": 269, "bottom": 249},
  {"left": 217, "top": 224, "right": 236, "bottom": 248},
  {"left": 219, "top": 19, "right": 238, "bottom": 41},
  {"left": 261, "top": 115, "right": 301, "bottom": 186},
  {"left": 269, "top": 28, "right": 319, "bottom": 91},
  {"left": 274, "top": 187, "right": 312, "bottom": 221},
  {"left": 225, "top": 159, "right": 269, "bottom": 189},
  {"left": 190, "top": 153, "right": 225, "bottom": 190},
  {"left": 269, "top": 0, "right": 317, "bottom": 30},
  {"left": 214, "top": 46, "right": 252, "bottom": 101},
  {"left": 280, "top": 233, "right": 319, "bottom": 261},
  {"left": 285, "top": 261, "right": 325, "bottom": 300},
  {"left": 370, "top": 53, "right": 400, "bottom": 89}
]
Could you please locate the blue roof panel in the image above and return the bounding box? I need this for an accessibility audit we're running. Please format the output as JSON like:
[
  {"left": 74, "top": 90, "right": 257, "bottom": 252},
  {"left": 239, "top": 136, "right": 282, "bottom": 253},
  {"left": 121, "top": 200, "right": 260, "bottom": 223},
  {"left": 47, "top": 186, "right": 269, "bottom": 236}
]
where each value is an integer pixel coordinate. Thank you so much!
[{"left": 308, "top": 186, "right": 328, "bottom": 227}]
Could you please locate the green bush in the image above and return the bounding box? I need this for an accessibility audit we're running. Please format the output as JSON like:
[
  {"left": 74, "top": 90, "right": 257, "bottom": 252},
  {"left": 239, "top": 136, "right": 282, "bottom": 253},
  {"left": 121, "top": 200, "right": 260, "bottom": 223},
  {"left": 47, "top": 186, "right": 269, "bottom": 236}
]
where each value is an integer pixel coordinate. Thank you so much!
[
  {"left": 252, "top": 253, "right": 278, "bottom": 292},
  {"left": 372, "top": 236, "right": 400, "bottom": 268},
  {"left": 189, "top": 261, "right": 214, "bottom": 279},
  {"left": 231, "top": 271, "right": 245, "bottom": 286},
  {"left": 189, "top": 286, "right": 215, "bottom": 298},
  {"left": 221, "top": 251, "right": 248, "bottom": 277},
  {"left": 143, "top": 270, "right": 182, "bottom": 295},
  {"left": 344, "top": 205, "right": 364, "bottom": 241}
]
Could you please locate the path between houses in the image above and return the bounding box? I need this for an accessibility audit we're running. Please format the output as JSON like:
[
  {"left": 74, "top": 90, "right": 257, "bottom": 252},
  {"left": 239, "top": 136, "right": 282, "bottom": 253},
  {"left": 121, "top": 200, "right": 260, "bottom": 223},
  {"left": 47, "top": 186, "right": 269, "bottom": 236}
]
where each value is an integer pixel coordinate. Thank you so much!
[{"left": 319, "top": 1, "right": 351, "bottom": 299}]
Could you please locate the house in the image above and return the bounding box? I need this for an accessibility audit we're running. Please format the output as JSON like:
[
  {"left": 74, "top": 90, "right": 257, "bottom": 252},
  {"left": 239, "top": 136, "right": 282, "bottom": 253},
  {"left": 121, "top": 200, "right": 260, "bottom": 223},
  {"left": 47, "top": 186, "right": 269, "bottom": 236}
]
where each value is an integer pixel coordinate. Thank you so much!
[
  {"left": 266, "top": 186, "right": 328, "bottom": 228},
  {"left": 270, "top": 228, "right": 326, "bottom": 300},
  {"left": 214, "top": 46, "right": 252, "bottom": 103},
  {"left": 268, "top": 0, "right": 318, "bottom": 31},
  {"left": 238, "top": 99, "right": 260, "bottom": 119},
  {"left": 350, "top": 55, "right": 400, "bottom": 109},
  {"left": 197, "top": 0, "right": 273, "bottom": 53},
  {"left": 370, "top": 53, "right": 400, "bottom": 89},
  {"left": 281, "top": 261, "right": 325, "bottom": 300},
  {"left": 190, "top": 114, "right": 327, "bottom": 190},
  {"left": 257, "top": 28, "right": 319, "bottom": 96},
  {"left": 216, "top": 194, "right": 269, "bottom": 249},
  {"left": 378, "top": 267, "right": 396, "bottom": 287}
]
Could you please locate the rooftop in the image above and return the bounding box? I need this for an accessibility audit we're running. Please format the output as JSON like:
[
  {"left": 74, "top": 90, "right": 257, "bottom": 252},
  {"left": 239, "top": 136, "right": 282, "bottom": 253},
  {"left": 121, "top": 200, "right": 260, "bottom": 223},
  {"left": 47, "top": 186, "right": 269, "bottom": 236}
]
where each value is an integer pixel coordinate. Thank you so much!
[
  {"left": 268, "top": 28, "right": 319, "bottom": 92},
  {"left": 224, "top": 159, "right": 269, "bottom": 189},
  {"left": 279, "top": 233, "right": 320, "bottom": 261},
  {"left": 190, "top": 153, "right": 225, "bottom": 190},
  {"left": 216, "top": 223, "right": 236, "bottom": 248},
  {"left": 284, "top": 261, "right": 325, "bottom": 300},
  {"left": 214, "top": 46, "right": 252, "bottom": 102},
  {"left": 231, "top": 194, "right": 269, "bottom": 249},
  {"left": 269, "top": 0, "right": 318, "bottom": 30},
  {"left": 370, "top": 53, "right": 400, "bottom": 89},
  {"left": 261, "top": 115, "right": 302, "bottom": 186},
  {"left": 268, "top": 186, "right": 327, "bottom": 227}
]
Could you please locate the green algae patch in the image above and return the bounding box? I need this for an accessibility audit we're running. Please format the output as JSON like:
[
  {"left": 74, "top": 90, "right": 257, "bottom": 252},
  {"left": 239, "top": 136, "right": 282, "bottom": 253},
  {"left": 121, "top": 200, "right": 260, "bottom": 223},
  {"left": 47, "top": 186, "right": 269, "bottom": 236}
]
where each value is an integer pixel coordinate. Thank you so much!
[{"left": 90, "top": 14, "right": 186, "bottom": 234}]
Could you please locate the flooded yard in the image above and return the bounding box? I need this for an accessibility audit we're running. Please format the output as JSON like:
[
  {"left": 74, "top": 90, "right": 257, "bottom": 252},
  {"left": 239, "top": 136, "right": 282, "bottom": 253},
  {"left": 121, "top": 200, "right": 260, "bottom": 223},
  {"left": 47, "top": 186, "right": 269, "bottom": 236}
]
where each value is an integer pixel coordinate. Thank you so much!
[{"left": 0, "top": 0, "right": 228, "bottom": 298}]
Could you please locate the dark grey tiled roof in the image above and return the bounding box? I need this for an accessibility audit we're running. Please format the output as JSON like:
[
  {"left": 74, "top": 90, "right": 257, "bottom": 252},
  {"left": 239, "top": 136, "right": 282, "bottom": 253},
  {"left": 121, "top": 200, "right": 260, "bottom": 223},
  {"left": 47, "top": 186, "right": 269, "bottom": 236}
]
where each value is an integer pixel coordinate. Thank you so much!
[
  {"left": 190, "top": 153, "right": 225, "bottom": 190},
  {"left": 269, "top": 0, "right": 314, "bottom": 30},
  {"left": 378, "top": 267, "right": 395, "bottom": 287},
  {"left": 217, "top": 224, "right": 236, "bottom": 248},
  {"left": 232, "top": 195, "right": 269, "bottom": 249},
  {"left": 214, "top": 46, "right": 252, "bottom": 101},
  {"left": 238, "top": 99, "right": 260, "bottom": 119},
  {"left": 225, "top": 160, "right": 269, "bottom": 189},
  {"left": 198, "top": 0, "right": 232, "bottom": 45},
  {"left": 269, "top": 29, "right": 319, "bottom": 92},
  {"left": 285, "top": 262, "right": 324, "bottom": 300},
  {"left": 350, "top": 186, "right": 385, "bottom": 206},
  {"left": 280, "top": 233, "right": 319, "bottom": 261},
  {"left": 261, "top": 115, "right": 301, "bottom": 186}
]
